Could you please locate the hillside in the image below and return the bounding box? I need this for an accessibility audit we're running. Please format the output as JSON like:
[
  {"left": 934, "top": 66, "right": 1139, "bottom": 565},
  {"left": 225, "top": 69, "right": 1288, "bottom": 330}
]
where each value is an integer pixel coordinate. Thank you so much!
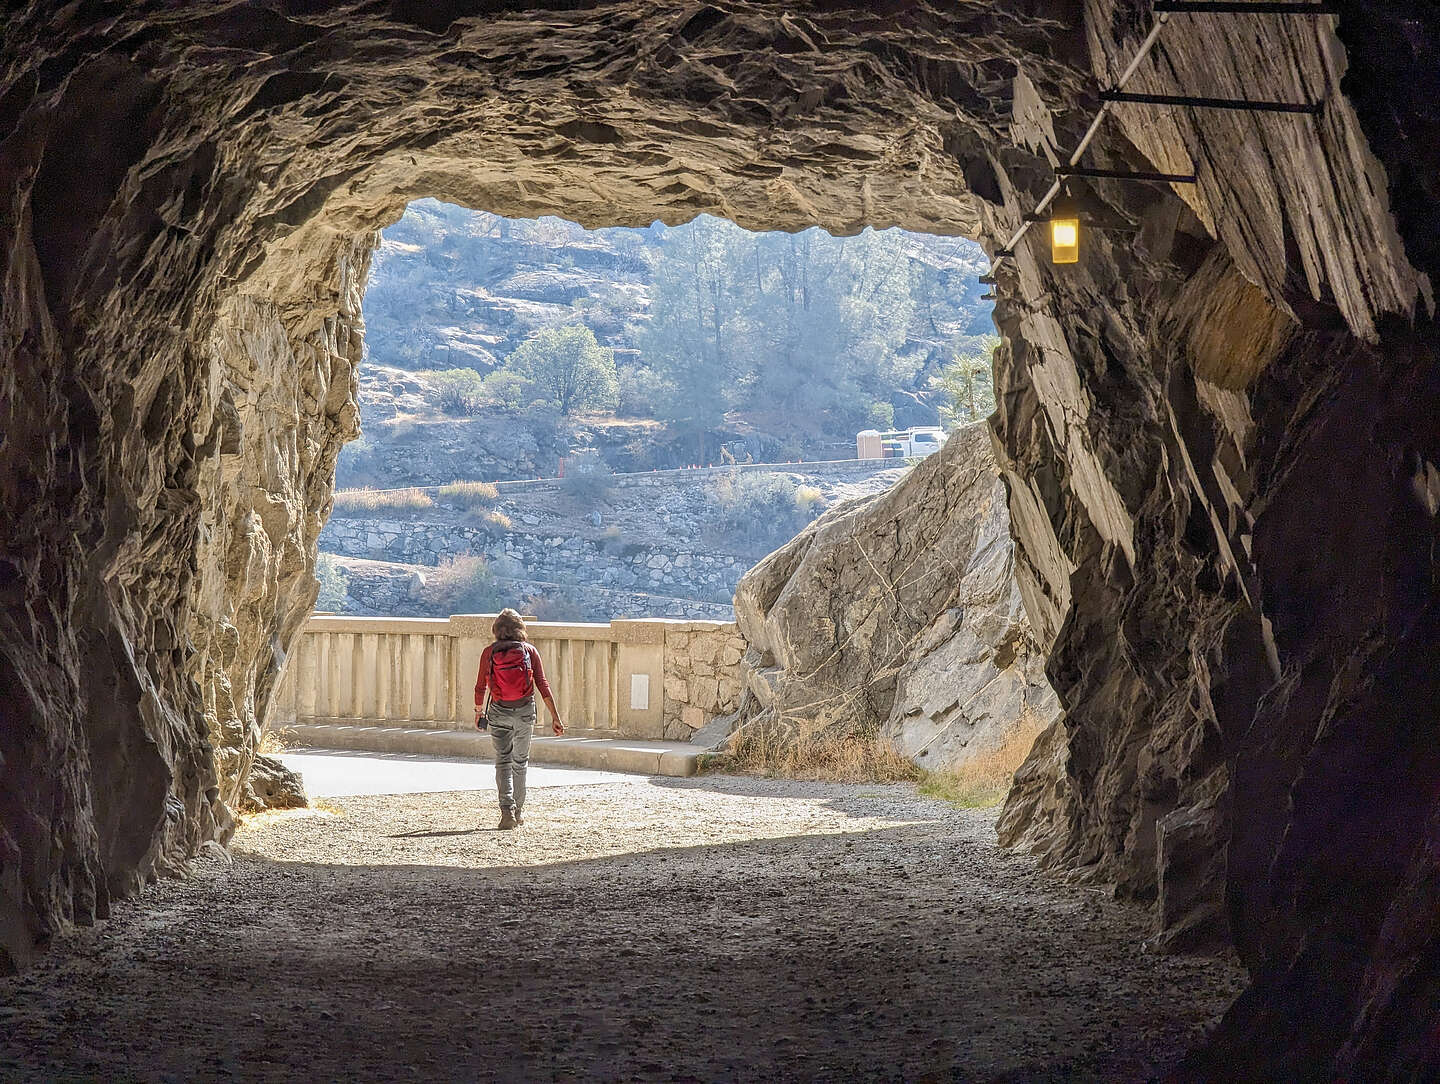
[
  {"left": 317, "top": 460, "right": 910, "bottom": 621},
  {"left": 326, "top": 203, "right": 995, "bottom": 620},
  {"left": 339, "top": 202, "right": 996, "bottom": 486}
]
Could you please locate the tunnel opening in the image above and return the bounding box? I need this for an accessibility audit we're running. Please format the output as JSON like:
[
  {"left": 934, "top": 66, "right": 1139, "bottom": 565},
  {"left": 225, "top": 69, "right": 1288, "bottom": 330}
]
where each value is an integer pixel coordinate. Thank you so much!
[
  {"left": 2, "top": 2, "right": 1439, "bottom": 1078},
  {"left": 276, "top": 197, "right": 1051, "bottom": 817},
  {"left": 318, "top": 199, "right": 999, "bottom": 618}
]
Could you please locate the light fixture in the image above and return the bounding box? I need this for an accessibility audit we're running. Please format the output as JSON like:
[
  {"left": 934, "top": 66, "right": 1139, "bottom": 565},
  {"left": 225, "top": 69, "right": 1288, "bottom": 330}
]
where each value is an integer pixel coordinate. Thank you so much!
[{"left": 1049, "top": 195, "right": 1081, "bottom": 265}]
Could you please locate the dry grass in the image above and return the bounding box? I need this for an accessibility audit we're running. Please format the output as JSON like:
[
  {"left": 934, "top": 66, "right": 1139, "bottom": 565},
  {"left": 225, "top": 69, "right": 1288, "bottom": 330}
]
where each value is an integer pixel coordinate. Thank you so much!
[
  {"left": 257, "top": 727, "right": 294, "bottom": 754},
  {"left": 465, "top": 508, "right": 512, "bottom": 531},
  {"left": 333, "top": 487, "right": 434, "bottom": 513},
  {"left": 439, "top": 480, "right": 500, "bottom": 508},
  {"left": 715, "top": 721, "right": 922, "bottom": 784},
  {"left": 917, "top": 717, "right": 1044, "bottom": 809},
  {"left": 794, "top": 484, "right": 825, "bottom": 513}
]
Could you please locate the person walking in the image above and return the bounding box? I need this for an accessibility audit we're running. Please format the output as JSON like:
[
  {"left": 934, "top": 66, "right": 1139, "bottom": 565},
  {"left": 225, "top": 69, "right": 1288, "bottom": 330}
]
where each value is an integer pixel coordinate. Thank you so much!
[{"left": 475, "top": 608, "right": 564, "bottom": 829}]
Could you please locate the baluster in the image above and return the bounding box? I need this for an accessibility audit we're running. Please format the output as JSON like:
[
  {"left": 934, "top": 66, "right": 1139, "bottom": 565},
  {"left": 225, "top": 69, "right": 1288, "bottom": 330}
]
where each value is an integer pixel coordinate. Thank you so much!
[
  {"left": 585, "top": 641, "right": 600, "bottom": 729},
  {"left": 360, "top": 633, "right": 378, "bottom": 720},
  {"left": 345, "top": 633, "right": 361, "bottom": 718},
  {"left": 608, "top": 640, "right": 620, "bottom": 732},
  {"left": 375, "top": 634, "right": 392, "bottom": 722},
  {"left": 399, "top": 634, "right": 416, "bottom": 722}
]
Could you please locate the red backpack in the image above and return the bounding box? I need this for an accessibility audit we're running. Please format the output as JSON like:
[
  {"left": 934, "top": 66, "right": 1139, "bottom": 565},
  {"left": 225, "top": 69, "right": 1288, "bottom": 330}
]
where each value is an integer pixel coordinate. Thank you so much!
[{"left": 488, "top": 640, "right": 534, "bottom": 702}]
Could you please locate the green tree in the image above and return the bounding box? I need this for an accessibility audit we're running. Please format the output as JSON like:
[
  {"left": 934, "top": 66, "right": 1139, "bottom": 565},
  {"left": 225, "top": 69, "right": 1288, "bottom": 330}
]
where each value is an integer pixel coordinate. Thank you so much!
[
  {"left": 937, "top": 334, "right": 999, "bottom": 427},
  {"left": 506, "top": 325, "right": 619, "bottom": 415},
  {"left": 640, "top": 217, "right": 759, "bottom": 455}
]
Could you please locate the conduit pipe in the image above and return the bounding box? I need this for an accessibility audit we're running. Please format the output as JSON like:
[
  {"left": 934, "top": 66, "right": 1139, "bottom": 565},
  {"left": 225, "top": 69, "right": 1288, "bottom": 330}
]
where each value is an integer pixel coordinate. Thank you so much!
[{"left": 992, "top": 12, "right": 1171, "bottom": 267}]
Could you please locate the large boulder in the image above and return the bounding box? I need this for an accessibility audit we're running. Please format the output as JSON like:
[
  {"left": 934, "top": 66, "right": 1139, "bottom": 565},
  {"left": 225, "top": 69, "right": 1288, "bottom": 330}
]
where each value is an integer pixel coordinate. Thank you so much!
[{"left": 731, "top": 423, "right": 1060, "bottom": 774}]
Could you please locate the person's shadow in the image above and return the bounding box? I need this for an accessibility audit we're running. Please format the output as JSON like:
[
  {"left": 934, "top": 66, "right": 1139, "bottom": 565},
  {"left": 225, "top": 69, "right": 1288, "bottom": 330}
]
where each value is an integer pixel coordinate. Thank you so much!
[{"left": 386, "top": 828, "right": 484, "bottom": 839}]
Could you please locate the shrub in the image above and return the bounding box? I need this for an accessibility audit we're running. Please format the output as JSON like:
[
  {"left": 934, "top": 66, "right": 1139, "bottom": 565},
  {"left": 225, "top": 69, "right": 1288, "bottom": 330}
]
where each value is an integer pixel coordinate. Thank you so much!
[
  {"left": 423, "top": 555, "right": 504, "bottom": 614},
  {"left": 313, "top": 554, "right": 349, "bottom": 612},
  {"left": 462, "top": 507, "right": 512, "bottom": 533},
  {"left": 599, "top": 525, "right": 625, "bottom": 555},
  {"left": 522, "top": 586, "right": 588, "bottom": 622},
  {"left": 481, "top": 370, "right": 528, "bottom": 411},
  {"left": 426, "top": 368, "right": 488, "bottom": 415},
  {"left": 332, "top": 487, "right": 434, "bottom": 513},
  {"left": 715, "top": 716, "right": 921, "bottom": 783},
  {"left": 438, "top": 480, "right": 500, "bottom": 508},
  {"left": 561, "top": 452, "right": 613, "bottom": 504},
  {"left": 794, "top": 485, "right": 825, "bottom": 515},
  {"left": 707, "top": 470, "right": 807, "bottom": 549}
]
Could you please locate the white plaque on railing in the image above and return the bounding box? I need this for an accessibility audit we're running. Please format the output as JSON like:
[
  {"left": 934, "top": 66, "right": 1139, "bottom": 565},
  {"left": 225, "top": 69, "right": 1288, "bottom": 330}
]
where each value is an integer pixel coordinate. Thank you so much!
[{"left": 630, "top": 674, "right": 650, "bottom": 711}]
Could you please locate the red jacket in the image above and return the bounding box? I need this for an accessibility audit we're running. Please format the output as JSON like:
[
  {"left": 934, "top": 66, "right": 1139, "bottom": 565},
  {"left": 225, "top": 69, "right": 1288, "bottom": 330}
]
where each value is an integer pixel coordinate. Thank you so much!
[{"left": 475, "top": 640, "right": 552, "bottom": 707}]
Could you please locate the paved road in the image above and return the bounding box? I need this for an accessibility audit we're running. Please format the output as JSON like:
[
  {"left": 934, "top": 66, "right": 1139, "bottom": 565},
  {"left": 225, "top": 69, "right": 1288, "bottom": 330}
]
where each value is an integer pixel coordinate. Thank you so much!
[{"left": 277, "top": 748, "right": 635, "bottom": 797}]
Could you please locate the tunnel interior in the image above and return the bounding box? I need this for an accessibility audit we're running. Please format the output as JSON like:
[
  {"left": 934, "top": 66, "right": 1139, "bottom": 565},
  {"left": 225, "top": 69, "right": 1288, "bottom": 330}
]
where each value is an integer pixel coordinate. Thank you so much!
[{"left": 1, "top": 1, "right": 1438, "bottom": 1076}]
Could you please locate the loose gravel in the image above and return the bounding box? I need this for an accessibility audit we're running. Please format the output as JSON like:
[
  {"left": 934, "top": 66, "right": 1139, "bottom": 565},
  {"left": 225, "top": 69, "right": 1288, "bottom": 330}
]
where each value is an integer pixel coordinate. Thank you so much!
[{"left": 0, "top": 775, "right": 1246, "bottom": 1082}]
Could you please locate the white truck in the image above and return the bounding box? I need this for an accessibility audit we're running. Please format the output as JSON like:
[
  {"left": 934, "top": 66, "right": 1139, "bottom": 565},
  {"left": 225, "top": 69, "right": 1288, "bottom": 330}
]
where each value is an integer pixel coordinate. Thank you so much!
[{"left": 856, "top": 426, "right": 947, "bottom": 460}]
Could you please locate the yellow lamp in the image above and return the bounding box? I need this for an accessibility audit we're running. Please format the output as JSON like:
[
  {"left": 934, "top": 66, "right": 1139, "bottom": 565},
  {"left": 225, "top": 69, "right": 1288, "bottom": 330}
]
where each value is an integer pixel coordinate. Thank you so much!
[{"left": 1049, "top": 197, "right": 1081, "bottom": 265}]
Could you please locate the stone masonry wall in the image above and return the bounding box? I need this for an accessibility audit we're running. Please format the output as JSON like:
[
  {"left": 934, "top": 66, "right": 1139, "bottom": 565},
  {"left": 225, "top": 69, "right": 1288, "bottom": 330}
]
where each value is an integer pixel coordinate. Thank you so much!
[
  {"left": 324, "top": 555, "right": 736, "bottom": 622},
  {"left": 323, "top": 519, "right": 747, "bottom": 604},
  {"left": 662, "top": 622, "right": 746, "bottom": 741}
]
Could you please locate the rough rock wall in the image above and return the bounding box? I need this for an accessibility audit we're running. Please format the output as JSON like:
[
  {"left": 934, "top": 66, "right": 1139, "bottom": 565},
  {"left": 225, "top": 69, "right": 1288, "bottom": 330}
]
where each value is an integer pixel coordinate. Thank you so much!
[
  {"left": 0, "top": 1, "right": 1437, "bottom": 1076},
  {"left": 731, "top": 424, "right": 1060, "bottom": 773},
  {"left": 983, "top": 1, "right": 1440, "bottom": 1075},
  {"left": 192, "top": 247, "right": 367, "bottom": 809}
]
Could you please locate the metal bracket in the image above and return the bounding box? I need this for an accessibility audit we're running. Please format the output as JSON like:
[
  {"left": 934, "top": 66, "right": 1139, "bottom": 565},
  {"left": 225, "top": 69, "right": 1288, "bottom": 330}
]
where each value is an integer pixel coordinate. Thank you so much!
[
  {"left": 1100, "top": 89, "right": 1323, "bottom": 115},
  {"left": 1153, "top": 1, "right": 1339, "bottom": 13},
  {"left": 1055, "top": 165, "right": 1198, "bottom": 184}
]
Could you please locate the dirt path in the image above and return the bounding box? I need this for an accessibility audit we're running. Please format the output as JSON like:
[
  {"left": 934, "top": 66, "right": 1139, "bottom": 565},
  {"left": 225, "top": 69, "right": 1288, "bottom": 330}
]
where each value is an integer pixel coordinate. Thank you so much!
[{"left": 0, "top": 775, "right": 1245, "bottom": 1082}]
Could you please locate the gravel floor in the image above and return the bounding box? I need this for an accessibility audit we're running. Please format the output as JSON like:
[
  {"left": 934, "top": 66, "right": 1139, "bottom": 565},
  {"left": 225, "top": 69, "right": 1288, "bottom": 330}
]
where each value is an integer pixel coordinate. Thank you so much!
[{"left": 0, "top": 775, "right": 1246, "bottom": 1082}]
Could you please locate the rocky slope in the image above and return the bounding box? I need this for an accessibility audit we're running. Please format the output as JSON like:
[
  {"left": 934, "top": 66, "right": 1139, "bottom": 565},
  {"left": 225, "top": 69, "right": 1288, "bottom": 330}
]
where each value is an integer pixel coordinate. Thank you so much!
[
  {"left": 340, "top": 370, "right": 670, "bottom": 484},
  {"left": 344, "top": 205, "right": 996, "bottom": 482},
  {"left": 316, "top": 460, "right": 905, "bottom": 620},
  {"left": 0, "top": 2, "right": 1437, "bottom": 1076},
  {"left": 730, "top": 424, "right": 1059, "bottom": 776},
  {"left": 364, "top": 200, "right": 992, "bottom": 376}
]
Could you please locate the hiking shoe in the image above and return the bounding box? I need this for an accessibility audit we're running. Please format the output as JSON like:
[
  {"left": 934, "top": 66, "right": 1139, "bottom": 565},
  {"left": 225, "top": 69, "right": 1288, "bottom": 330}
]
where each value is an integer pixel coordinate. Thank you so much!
[
  {"left": 514, "top": 810, "right": 525, "bottom": 827},
  {"left": 498, "top": 810, "right": 517, "bottom": 830}
]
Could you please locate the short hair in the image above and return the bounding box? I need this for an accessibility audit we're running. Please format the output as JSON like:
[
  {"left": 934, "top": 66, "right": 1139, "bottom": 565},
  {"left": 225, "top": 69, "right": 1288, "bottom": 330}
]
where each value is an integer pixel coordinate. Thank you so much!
[{"left": 492, "top": 608, "right": 527, "bottom": 642}]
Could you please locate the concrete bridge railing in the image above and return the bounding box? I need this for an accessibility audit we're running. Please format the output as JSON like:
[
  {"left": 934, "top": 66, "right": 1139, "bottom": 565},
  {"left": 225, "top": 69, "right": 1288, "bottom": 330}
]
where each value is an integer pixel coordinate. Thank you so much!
[{"left": 271, "top": 614, "right": 744, "bottom": 742}]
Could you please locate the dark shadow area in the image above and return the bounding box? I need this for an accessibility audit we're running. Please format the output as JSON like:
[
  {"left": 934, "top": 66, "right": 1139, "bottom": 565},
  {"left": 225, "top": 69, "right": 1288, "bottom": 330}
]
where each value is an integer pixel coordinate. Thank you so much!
[
  {"left": 0, "top": 816, "right": 1243, "bottom": 1083},
  {"left": 386, "top": 828, "right": 483, "bottom": 839}
]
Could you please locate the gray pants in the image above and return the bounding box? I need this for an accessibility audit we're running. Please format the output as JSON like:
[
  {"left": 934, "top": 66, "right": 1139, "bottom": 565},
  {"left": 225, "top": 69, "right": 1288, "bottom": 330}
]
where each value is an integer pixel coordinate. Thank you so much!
[{"left": 488, "top": 700, "right": 536, "bottom": 813}]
